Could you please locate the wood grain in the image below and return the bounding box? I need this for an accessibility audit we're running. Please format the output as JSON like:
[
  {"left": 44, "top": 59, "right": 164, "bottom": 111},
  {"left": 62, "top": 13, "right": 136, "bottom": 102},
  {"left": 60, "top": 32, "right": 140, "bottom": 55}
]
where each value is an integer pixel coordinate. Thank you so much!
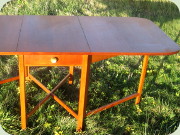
[
  {"left": 78, "top": 16, "right": 180, "bottom": 55},
  {"left": 0, "top": 16, "right": 23, "bottom": 52},
  {"left": 0, "top": 15, "right": 179, "bottom": 55},
  {"left": 17, "top": 16, "right": 90, "bottom": 53}
]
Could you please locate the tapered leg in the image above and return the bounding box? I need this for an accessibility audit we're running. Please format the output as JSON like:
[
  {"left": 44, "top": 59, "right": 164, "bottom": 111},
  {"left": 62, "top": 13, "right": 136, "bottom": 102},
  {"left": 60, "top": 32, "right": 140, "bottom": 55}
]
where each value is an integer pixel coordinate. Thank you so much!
[
  {"left": 25, "top": 66, "right": 30, "bottom": 80},
  {"left": 69, "top": 66, "right": 74, "bottom": 84},
  {"left": 18, "top": 55, "right": 27, "bottom": 129},
  {"left": 77, "top": 55, "right": 91, "bottom": 131},
  {"left": 135, "top": 55, "right": 149, "bottom": 104}
]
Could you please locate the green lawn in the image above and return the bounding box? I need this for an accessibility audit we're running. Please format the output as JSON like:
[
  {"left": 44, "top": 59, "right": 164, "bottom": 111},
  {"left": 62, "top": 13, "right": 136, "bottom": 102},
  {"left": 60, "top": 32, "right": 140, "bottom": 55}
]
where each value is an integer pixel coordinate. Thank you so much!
[{"left": 0, "top": 0, "right": 179, "bottom": 134}]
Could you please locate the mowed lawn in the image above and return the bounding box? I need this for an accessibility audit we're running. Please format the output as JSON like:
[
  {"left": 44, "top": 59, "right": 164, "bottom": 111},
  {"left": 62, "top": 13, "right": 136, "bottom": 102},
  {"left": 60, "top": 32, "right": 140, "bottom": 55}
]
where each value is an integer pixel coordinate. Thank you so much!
[{"left": 0, "top": 0, "right": 179, "bottom": 134}]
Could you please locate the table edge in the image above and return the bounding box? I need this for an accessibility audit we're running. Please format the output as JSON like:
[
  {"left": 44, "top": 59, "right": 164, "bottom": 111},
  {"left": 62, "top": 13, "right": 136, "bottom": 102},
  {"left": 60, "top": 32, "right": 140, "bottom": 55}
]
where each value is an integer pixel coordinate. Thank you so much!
[{"left": 0, "top": 51, "right": 179, "bottom": 56}]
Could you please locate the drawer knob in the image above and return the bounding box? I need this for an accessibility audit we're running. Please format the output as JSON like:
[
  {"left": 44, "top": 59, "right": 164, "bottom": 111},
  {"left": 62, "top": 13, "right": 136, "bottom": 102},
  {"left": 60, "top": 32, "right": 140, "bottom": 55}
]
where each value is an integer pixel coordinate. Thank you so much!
[{"left": 51, "top": 57, "right": 58, "bottom": 63}]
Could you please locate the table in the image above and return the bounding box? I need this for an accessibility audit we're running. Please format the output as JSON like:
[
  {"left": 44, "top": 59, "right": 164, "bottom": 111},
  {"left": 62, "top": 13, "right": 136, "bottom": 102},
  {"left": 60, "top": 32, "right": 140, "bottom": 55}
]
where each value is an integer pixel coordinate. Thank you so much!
[{"left": 0, "top": 15, "right": 179, "bottom": 131}]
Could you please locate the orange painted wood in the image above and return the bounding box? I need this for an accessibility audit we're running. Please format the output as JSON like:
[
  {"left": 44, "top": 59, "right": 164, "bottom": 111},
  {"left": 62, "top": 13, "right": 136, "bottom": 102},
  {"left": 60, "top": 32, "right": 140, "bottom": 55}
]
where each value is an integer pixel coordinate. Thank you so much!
[
  {"left": 27, "top": 92, "right": 51, "bottom": 118},
  {"left": 25, "top": 66, "right": 30, "bottom": 80},
  {"left": 0, "top": 16, "right": 23, "bottom": 52},
  {"left": 18, "top": 55, "right": 27, "bottom": 129},
  {"left": 27, "top": 74, "right": 70, "bottom": 118},
  {"left": 77, "top": 55, "right": 91, "bottom": 131},
  {"left": 135, "top": 55, "right": 149, "bottom": 104},
  {"left": 69, "top": 66, "right": 74, "bottom": 84},
  {"left": 0, "top": 76, "right": 19, "bottom": 84},
  {"left": 87, "top": 93, "right": 139, "bottom": 116},
  {"left": 92, "top": 55, "right": 116, "bottom": 63},
  {"left": 24, "top": 55, "right": 83, "bottom": 66},
  {"left": 29, "top": 74, "right": 78, "bottom": 119},
  {"left": 1, "top": 51, "right": 179, "bottom": 56},
  {"left": 0, "top": 15, "right": 179, "bottom": 131}
]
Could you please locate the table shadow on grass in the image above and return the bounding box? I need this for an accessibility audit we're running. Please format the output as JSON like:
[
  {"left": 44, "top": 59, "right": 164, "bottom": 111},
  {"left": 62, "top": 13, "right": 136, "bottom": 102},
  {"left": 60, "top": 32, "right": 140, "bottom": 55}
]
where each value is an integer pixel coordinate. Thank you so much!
[
  {"left": 82, "top": 55, "right": 179, "bottom": 134},
  {"left": 81, "top": 56, "right": 142, "bottom": 134},
  {"left": 97, "top": 0, "right": 180, "bottom": 27},
  {"left": 26, "top": 66, "right": 80, "bottom": 113},
  {"left": 145, "top": 56, "right": 179, "bottom": 104}
]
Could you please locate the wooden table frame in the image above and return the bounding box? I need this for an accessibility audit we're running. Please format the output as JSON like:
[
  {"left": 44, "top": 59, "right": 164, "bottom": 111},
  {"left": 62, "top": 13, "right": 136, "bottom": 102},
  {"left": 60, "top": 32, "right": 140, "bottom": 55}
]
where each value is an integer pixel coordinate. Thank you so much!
[
  {"left": 0, "top": 15, "right": 179, "bottom": 131},
  {"left": 0, "top": 54, "right": 149, "bottom": 131}
]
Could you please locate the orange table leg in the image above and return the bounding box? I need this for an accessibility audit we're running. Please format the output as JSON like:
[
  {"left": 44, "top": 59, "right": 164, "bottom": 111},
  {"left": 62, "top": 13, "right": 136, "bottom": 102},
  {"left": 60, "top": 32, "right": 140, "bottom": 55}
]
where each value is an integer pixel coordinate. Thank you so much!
[
  {"left": 135, "top": 55, "right": 149, "bottom": 104},
  {"left": 18, "top": 55, "right": 27, "bottom": 129},
  {"left": 25, "top": 66, "right": 30, "bottom": 80},
  {"left": 77, "top": 55, "right": 91, "bottom": 131},
  {"left": 69, "top": 66, "right": 74, "bottom": 84}
]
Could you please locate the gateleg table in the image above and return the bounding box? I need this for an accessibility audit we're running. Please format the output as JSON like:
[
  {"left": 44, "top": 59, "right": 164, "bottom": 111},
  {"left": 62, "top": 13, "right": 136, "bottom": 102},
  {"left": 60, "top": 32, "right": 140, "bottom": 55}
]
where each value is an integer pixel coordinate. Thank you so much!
[{"left": 0, "top": 15, "right": 179, "bottom": 131}]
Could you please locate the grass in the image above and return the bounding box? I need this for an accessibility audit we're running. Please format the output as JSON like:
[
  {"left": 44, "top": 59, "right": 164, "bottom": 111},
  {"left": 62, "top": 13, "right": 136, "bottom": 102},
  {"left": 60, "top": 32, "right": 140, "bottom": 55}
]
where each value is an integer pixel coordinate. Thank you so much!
[{"left": 0, "top": 0, "right": 180, "bottom": 134}]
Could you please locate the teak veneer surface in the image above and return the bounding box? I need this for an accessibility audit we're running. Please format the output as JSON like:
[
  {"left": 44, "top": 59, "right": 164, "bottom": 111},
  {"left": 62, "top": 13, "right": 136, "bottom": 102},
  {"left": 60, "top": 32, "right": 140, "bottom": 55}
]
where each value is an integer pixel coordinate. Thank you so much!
[
  {"left": 0, "top": 15, "right": 179, "bottom": 55},
  {"left": 0, "top": 16, "right": 23, "bottom": 52},
  {"left": 18, "top": 16, "right": 90, "bottom": 53},
  {"left": 79, "top": 16, "right": 179, "bottom": 55}
]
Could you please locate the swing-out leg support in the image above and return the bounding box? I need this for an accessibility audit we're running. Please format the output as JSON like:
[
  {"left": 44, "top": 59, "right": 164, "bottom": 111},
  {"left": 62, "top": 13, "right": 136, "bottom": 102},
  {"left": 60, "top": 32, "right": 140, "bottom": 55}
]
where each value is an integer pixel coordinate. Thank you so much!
[
  {"left": 69, "top": 66, "right": 74, "bottom": 84},
  {"left": 25, "top": 66, "right": 30, "bottom": 80},
  {"left": 135, "top": 55, "right": 149, "bottom": 104},
  {"left": 0, "top": 76, "right": 19, "bottom": 84},
  {"left": 0, "top": 54, "right": 149, "bottom": 131}
]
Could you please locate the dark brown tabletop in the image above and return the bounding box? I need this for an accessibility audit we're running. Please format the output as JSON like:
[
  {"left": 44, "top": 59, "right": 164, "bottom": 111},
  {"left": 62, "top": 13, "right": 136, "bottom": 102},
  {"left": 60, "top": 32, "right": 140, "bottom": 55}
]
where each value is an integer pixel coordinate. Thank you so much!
[{"left": 0, "top": 15, "right": 179, "bottom": 55}]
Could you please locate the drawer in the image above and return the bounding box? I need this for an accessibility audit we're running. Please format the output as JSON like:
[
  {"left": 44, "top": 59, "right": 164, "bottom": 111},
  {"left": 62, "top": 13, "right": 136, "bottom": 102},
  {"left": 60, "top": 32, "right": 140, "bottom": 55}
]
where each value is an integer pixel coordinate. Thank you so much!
[{"left": 24, "top": 55, "right": 83, "bottom": 66}]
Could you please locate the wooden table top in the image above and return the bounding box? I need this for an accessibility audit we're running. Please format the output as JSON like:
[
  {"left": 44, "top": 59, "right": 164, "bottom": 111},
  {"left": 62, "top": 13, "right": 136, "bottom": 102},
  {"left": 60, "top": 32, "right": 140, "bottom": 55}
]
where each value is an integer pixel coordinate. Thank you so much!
[{"left": 0, "top": 15, "right": 179, "bottom": 55}]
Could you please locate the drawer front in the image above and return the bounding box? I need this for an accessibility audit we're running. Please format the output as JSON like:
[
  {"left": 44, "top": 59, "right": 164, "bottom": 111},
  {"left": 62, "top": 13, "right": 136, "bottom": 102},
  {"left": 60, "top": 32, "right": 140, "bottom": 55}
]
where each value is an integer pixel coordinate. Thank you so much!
[{"left": 24, "top": 55, "right": 83, "bottom": 66}]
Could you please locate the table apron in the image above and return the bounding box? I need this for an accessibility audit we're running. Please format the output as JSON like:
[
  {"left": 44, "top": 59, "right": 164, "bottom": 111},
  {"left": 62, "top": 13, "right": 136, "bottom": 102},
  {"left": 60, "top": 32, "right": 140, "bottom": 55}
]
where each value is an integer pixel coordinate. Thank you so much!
[{"left": 24, "top": 55, "right": 83, "bottom": 66}]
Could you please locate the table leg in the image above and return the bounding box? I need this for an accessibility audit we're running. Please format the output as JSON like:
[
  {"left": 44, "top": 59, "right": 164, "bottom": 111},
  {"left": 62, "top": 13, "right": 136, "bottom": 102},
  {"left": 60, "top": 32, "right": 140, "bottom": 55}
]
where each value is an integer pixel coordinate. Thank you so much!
[
  {"left": 69, "top": 66, "right": 74, "bottom": 84},
  {"left": 77, "top": 55, "right": 91, "bottom": 131},
  {"left": 135, "top": 55, "right": 149, "bottom": 104},
  {"left": 25, "top": 66, "right": 30, "bottom": 80},
  {"left": 18, "top": 55, "right": 27, "bottom": 129}
]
